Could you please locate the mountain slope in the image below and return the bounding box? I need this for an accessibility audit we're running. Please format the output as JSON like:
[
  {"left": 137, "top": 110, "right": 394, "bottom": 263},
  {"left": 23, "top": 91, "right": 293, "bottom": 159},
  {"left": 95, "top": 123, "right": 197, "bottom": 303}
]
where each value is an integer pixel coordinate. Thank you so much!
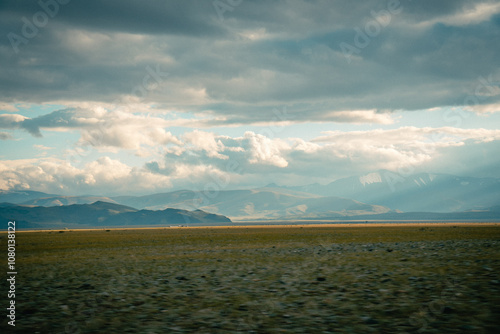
[
  {"left": 21, "top": 196, "right": 118, "bottom": 207},
  {"left": 0, "top": 201, "right": 231, "bottom": 229},
  {"left": 0, "top": 190, "right": 119, "bottom": 207},
  {"left": 313, "top": 204, "right": 500, "bottom": 221},
  {"left": 0, "top": 190, "right": 57, "bottom": 204},
  {"left": 113, "top": 187, "right": 392, "bottom": 220},
  {"left": 103, "top": 208, "right": 231, "bottom": 226},
  {"left": 288, "top": 171, "right": 500, "bottom": 213}
]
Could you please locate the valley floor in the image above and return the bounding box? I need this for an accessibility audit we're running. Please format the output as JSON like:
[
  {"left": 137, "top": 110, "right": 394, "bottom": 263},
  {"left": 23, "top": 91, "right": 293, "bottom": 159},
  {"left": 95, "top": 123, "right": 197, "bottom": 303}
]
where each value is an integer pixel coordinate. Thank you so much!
[{"left": 1, "top": 224, "right": 500, "bottom": 333}]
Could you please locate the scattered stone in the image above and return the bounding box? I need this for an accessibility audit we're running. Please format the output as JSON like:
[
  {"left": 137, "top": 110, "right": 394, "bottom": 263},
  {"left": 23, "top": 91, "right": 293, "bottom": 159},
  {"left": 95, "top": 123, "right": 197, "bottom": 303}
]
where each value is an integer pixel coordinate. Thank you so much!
[
  {"left": 443, "top": 306, "right": 454, "bottom": 314},
  {"left": 237, "top": 305, "right": 248, "bottom": 311},
  {"left": 361, "top": 316, "right": 379, "bottom": 325}
]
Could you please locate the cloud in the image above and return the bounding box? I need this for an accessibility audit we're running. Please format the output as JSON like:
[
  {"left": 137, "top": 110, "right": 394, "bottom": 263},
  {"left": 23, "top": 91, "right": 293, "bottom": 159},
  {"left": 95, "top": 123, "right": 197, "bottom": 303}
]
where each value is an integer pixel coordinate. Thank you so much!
[
  {"left": 151, "top": 130, "right": 292, "bottom": 175},
  {"left": 419, "top": 139, "right": 500, "bottom": 178},
  {"left": 244, "top": 131, "right": 289, "bottom": 167},
  {"left": 466, "top": 103, "right": 500, "bottom": 114},
  {"left": 300, "top": 126, "right": 500, "bottom": 175},
  {"left": 0, "top": 132, "right": 13, "bottom": 140},
  {"left": 33, "top": 144, "right": 53, "bottom": 157},
  {"left": 321, "top": 109, "right": 395, "bottom": 124},
  {"left": 0, "top": 157, "right": 172, "bottom": 195},
  {"left": 2, "top": 125, "right": 500, "bottom": 194},
  {"left": 1, "top": 0, "right": 500, "bottom": 195},
  {"left": 78, "top": 116, "right": 181, "bottom": 154},
  {"left": 182, "top": 130, "right": 229, "bottom": 160},
  {"left": 0, "top": 0, "right": 224, "bottom": 37},
  {"left": 1, "top": 0, "right": 499, "bottom": 125},
  {"left": 0, "top": 102, "right": 18, "bottom": 112},
  {"left": 145, "top": 126, "right": 500, "bottom": 188},
  {"left": 0, "top": 114, "right": 28, "bottom": 129},
  {"left": 166, "top": 127, "right": 500, "bottom": 184},
  {"left": 312, "top": 127, "right": 500, "bottom": 153},
  {"left": 414, "top": 1, "right": 500, "bottom": 28},
  {"left": 2, "top": 107, "right": 182, "bottom": 154},
  {"left": 312, "top": 126, "right": 500, "bottom": 142}
]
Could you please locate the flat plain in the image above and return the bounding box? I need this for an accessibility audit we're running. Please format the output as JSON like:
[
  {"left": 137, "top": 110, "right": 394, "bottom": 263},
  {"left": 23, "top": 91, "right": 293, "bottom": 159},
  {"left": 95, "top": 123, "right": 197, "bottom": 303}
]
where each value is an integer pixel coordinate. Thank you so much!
[{"left": 1, "top": 223, "right": 500, "bottom": 333}]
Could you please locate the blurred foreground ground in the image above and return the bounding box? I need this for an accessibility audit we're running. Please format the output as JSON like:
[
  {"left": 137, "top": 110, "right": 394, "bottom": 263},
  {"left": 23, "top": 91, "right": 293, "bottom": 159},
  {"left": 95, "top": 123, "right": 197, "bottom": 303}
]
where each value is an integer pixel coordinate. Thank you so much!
[{"left": 1, "top": 223, "right": 500, "bottom": 333}]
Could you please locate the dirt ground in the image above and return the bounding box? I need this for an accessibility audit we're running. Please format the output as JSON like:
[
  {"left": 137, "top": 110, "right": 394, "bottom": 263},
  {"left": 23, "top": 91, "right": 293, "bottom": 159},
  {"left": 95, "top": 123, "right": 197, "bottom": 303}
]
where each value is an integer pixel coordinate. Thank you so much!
[{"left": 1, "top": 223, "right": 499, "bottom": 333}]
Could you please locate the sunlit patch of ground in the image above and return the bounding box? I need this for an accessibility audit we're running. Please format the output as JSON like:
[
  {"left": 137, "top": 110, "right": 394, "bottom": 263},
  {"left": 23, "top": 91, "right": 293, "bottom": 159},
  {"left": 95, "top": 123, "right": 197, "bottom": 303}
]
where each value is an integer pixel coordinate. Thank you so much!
[{"left": 1, "top": 224, "right": 499, "bottom": 333}]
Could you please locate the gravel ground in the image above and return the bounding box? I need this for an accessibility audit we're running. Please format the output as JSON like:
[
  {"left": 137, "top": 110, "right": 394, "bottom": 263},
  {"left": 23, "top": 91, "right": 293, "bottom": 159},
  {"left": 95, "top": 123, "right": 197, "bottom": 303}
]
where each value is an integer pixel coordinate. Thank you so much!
[{"left": 1, "top": 225, "right": 499, "bottom": 333}]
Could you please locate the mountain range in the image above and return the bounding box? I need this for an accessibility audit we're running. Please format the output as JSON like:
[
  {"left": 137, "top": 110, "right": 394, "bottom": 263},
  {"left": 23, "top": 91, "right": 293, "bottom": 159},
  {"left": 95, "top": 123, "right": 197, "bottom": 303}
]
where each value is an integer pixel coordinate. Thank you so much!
[
  {"left": 0, "top": 201, "right": 231, "bottom": 229},
  {"left": 1, "top": 171, "right": 499, "bottom": 224},
  {"left": 1, "top": 188, "right": 395, "bottom": 221},
  {"left": 286, "top": 170, "right": 500, "bottom": 213},
  {"left": 112, "top": 187, "right": 393, "bottom": 220}
]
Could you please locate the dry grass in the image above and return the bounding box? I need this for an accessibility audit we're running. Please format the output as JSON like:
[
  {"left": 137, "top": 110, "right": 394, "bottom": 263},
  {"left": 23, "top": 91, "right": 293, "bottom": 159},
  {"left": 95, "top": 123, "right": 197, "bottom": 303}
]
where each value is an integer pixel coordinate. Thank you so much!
[{"left": 1, "top": 224, "right": 500, "bottom": 333}]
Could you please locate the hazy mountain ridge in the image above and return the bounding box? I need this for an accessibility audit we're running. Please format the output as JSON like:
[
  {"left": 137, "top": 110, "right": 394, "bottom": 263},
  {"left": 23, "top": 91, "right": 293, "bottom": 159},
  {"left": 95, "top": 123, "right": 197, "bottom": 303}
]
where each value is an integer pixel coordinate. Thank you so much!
[
  {"left": 312, "top": 204, "right": 500, "bottom": 221},
  {"left": 0, "top": 191, "right": 117, "bottom": 206},
  {"left": 110, "top": 187, "right": 392, "bottom": 221},
  {"left": 0, "top": 190, "right": 58, "bottom": 204},
  {"left": 0, "top": 201, "right": 231, "bottom": 229},
  {"left": 0, "top": 188, "right": 394, "bottom": 221},
  {"left": 285, "top": 171, "right": 500, "bottom": 213},
  {"left": 1, "top": 171, "right": 499, "bottom": 222},
  {"left": 21, "top": 195, "right": 119, "bottom": 207}
]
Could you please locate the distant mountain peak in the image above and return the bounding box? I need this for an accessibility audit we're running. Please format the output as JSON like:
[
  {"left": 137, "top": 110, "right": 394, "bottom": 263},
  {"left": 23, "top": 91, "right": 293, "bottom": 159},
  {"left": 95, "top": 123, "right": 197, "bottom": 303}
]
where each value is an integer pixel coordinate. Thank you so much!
[{"left": 359, "top": 172, "right": 383, "bottom": 186}]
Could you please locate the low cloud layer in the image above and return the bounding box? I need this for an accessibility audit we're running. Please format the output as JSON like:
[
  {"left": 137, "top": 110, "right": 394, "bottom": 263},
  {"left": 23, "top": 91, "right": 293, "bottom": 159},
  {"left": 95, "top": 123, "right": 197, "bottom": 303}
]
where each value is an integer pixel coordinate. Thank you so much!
[{"left": 2, "top": 112, "right": 498, "bottom": 194}]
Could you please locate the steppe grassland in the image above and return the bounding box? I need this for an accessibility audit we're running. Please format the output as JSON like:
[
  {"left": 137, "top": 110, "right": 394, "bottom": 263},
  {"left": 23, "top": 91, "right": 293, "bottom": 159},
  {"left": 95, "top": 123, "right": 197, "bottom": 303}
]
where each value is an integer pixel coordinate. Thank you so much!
[{"left": 2, "top": 224, "right": 500, "bottom": 333}]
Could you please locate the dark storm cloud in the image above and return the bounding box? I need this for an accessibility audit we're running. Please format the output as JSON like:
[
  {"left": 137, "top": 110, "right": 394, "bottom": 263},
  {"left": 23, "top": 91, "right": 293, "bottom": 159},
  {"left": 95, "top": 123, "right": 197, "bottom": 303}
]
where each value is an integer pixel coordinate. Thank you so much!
[
  {"left": 1, "top": 0, "right": 500, "bottom": 123},
  {"left": 0, "top": 0, "right": 223, "bottom": 37}
]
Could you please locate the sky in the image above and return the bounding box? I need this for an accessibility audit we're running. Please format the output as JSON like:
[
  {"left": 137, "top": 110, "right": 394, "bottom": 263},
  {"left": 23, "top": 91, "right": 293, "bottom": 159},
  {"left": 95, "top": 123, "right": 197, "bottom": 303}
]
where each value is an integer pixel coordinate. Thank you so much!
[{"left": 1, "top": 0, "right": 500, "bottom": 196}]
